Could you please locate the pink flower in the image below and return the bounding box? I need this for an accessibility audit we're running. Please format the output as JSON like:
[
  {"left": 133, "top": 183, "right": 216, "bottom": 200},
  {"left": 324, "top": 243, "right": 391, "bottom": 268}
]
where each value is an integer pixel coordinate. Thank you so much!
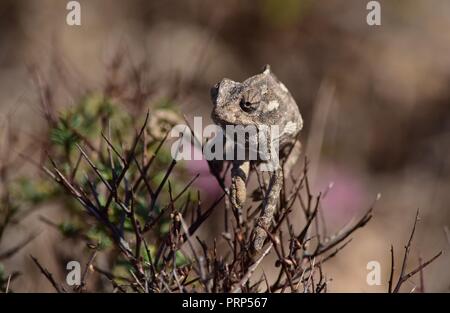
[
  {"left": 184, "top": 145, "right": 223, "bottom": 201},
  {"left": 314, "top": 164, "right": 368, "bottom": 230}
]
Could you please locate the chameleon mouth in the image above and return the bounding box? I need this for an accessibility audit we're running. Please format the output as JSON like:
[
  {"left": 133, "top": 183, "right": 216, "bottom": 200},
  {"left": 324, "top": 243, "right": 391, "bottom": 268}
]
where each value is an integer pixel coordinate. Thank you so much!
[{"left": 211, "top": 110, "right": 238, "bottom": 129}]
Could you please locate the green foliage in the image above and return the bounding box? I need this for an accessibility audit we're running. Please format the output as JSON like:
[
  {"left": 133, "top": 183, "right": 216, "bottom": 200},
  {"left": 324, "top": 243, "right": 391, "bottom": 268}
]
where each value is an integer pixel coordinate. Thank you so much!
[
  {"left": 14, "top": 90, "right": 195, "bottom": 290},
  {"left": 86, "top": 227, "right": 113, "bottom": 250},
  {"left": 14, "top": 178, "right": 57, "bottom": 204},
  {"left": 58, "top": 221, "right": 81, "bottom": 238},
  {"left": 261, "top": 0, "right": 313, "bottom": 27}
]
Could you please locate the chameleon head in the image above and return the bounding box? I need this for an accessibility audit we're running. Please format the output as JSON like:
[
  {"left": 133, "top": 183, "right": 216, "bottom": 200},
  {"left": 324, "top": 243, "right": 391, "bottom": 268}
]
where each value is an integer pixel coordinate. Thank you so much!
[{"left": 210, "top": 65, "right": 303, "bottom": 147}]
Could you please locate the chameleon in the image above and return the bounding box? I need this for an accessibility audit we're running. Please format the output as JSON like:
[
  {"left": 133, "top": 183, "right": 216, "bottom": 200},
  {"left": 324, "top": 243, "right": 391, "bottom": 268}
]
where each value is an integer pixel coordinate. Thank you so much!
[{"left": 210, "top": 65, "right": 303, "bottom": 254}]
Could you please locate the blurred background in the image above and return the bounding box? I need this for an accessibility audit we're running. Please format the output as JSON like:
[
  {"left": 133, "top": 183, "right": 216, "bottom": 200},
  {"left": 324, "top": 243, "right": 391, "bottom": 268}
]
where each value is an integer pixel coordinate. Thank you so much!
[{"left": 0, "top": 0, "right": 449, "bottom": 292}]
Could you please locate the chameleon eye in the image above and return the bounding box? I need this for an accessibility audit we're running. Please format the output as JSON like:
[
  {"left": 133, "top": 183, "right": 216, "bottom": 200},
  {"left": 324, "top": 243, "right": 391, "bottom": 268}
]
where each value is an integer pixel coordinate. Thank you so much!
[{"left": 239, "top": 98, "right": 258, "bottom": 113}]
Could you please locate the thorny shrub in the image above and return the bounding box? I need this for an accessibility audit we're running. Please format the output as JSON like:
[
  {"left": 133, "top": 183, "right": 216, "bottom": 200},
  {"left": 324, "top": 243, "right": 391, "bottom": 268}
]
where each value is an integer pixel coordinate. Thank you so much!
[{"left": 1, "top": 55, "right": 442, "bottom": 293}]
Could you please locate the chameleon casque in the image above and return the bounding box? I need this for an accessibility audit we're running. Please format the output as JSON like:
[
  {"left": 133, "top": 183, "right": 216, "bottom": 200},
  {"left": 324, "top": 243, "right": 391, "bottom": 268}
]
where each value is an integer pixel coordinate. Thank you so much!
[{"left": 210, "top": 65, "right": 303, "bottom": 254}]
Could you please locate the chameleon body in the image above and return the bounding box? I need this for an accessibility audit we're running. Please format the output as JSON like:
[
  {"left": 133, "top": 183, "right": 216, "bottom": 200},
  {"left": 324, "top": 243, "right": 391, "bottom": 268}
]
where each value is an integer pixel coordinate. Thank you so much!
[{"left": 210, "top": 65, "right": 303, "bottom": 253}]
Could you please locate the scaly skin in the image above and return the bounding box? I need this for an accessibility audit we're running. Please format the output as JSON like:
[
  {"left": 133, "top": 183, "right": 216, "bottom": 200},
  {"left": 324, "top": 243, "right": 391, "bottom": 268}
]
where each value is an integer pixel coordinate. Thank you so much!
[{"left": 210, "top": 65, "right": 303, "bottom": 254}]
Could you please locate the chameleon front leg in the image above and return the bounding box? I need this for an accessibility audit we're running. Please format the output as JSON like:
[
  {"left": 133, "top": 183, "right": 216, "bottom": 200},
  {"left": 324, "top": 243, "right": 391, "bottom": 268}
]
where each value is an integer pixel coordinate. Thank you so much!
[
  {"left": 230, "top": 160, "right": 250, "bottom": 226},
  {"left": 252, "top": 168, "right": 283, "bottom": 252}
]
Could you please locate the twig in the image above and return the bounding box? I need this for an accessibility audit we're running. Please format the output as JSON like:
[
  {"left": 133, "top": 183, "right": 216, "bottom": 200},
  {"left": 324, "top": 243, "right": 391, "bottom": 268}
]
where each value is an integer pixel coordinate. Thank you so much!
[
  {"left": 388, "top": 245, "right": 395, "bottom": 293},
  {"left": 30, "top": 255, "right": 65, "bottom": 293},
  {"left": 231, "top": 243, "right": 273, "bottom": 293},
  {"left": 391, "top": 209, "right": 442, "bottom": 293}
]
